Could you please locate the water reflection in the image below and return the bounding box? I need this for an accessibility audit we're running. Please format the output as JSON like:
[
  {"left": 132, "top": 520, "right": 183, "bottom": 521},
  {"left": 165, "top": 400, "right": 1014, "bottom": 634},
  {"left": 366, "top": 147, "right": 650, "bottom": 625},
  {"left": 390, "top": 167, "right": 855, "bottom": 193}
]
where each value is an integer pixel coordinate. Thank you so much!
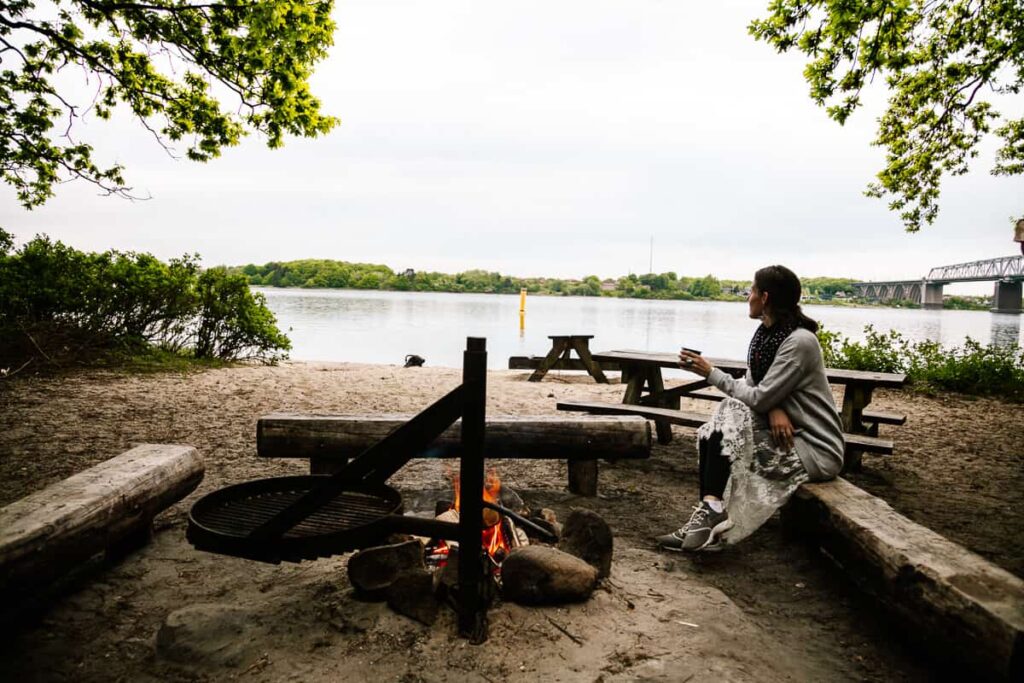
[
  {"left": 256, "top": 288, "right": 1024, "bottom": 367},
  {"left": 990, "top": 314, "right": 1021, "bottom": 348}
]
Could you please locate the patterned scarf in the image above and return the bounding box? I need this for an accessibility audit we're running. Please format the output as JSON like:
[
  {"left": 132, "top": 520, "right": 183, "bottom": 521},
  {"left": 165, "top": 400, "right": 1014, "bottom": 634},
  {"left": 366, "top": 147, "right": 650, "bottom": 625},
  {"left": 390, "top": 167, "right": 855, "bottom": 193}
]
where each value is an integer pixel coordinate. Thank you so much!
[{"left": 747, "top": 318, "right": 799, "bottom": 385}]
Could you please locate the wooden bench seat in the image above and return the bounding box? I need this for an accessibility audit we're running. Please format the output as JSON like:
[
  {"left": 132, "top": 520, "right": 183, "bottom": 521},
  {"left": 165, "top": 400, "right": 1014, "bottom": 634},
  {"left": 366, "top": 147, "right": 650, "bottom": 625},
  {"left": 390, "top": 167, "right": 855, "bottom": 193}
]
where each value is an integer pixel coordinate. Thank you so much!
[
  {"left": 257, "top": 413, "right": 651, "bottom": 497},
  {"left": 860, "top": 409, "right": 907, "bottom": 425},
  {"left": 784, "top": 478, "right": 1024, "bottom": 680},
  {"left": 556, "top": 401, "right": 894, "bottom": 456},
  {"left": 508, "top": 356, "right": 622, "bottom": 373},
  {"left": 0, "top": 444, "right": 204, "bottom": 598}
]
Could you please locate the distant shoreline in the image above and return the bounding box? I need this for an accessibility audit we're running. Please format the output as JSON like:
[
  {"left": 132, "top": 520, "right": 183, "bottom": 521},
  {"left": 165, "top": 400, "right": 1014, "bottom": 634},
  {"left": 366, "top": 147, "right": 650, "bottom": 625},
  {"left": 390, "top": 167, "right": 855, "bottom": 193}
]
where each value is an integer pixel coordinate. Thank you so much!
[{"left": 248, "top": 284, "right": 991, "bottom": 312}]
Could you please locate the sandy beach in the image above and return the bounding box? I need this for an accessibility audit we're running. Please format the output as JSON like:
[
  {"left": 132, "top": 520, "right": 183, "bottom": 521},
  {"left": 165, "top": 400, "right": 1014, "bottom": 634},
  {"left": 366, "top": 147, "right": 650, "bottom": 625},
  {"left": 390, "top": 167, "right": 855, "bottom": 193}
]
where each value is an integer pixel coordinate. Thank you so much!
[{"left": 1, "top": 362, "right": 1021, "bottom": 681}]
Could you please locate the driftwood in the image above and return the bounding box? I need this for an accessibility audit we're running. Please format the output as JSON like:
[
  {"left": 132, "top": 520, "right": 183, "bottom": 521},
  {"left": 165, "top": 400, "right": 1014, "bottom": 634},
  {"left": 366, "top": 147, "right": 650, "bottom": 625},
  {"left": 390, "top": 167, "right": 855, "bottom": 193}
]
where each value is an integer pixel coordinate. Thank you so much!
[
  {"left": 784, "top": 477, "right": 1024, "bottom": 681},
  {"left": 257, "top": 414, "right": 651, "bottom": 496},
  {"left": 0, "top": 444, "right": 204, "bottom": 595}
]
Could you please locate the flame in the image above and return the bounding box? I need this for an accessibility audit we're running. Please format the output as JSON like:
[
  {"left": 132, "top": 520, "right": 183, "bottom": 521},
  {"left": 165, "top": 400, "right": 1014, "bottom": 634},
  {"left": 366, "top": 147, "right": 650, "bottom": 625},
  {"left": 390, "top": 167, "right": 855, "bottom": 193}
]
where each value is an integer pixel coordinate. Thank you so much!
[{"left": 447, "top": 468, "right": 513, "bottom": 564}]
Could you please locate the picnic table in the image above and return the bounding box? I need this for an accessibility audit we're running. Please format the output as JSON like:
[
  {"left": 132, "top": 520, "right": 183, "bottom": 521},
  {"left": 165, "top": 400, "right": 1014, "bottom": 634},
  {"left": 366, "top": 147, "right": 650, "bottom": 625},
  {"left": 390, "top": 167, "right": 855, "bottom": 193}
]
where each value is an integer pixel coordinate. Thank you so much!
[
  {"left": 526, "top": 335, "right": 609, "bottom": 383},
  {"left": 583, "top": 350, "right": 907, "bottom": 467}
]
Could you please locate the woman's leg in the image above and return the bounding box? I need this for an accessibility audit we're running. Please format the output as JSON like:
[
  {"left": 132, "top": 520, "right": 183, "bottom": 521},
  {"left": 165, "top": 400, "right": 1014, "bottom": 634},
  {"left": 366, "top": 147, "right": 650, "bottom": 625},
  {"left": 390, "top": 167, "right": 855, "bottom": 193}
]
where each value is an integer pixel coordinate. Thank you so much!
[
  {"left": 656, "top": 431, "right": 731, "bottom": 551},
  {"left": 698, "top": 431, "right": 730, "bottom": 500}
]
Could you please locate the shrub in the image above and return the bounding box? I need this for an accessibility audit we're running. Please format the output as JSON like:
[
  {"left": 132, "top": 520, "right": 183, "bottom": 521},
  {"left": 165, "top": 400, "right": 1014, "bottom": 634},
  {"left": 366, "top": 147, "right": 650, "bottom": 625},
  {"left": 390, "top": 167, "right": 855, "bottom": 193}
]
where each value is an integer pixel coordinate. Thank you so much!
[
  {"left": 193, "top": 268, "right": 291, "bottom": 361},
  {"left": 818, "top": 325, "right": 1024, "bottom": 401},
  {"left": 0, "top": 236, "right": 290, "bottom": 369}
]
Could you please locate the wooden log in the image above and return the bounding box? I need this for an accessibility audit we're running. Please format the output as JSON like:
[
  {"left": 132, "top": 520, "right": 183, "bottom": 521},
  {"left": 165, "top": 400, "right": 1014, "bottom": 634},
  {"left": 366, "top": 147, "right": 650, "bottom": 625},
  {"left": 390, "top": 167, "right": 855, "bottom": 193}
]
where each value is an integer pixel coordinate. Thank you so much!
[
  {"left": 0, "top": 444, "right": 204, "bottom": 594},
  {"left": 784, "top": 478, "right": 1024, "bottom": 681},
  {"left": 257, "top": 414, "right": 651, "bottom": 462}
]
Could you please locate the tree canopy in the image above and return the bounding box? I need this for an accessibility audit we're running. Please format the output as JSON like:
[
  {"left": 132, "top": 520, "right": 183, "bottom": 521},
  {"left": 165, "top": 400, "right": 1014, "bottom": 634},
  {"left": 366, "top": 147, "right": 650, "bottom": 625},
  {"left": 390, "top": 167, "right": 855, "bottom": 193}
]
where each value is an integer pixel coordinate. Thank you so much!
[
  {"left": 0, "top": 0, "right": 337, "bottom": 208},
  {"left": 750, "top": 1, "right": 1023, "bottom": 231}
]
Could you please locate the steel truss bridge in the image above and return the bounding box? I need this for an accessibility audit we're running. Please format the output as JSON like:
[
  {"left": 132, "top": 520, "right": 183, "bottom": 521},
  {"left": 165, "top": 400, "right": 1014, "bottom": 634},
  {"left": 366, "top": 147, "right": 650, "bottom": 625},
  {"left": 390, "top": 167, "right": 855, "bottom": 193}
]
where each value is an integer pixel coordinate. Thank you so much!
[{"left": 852, "top": 256, "right": 1024, "bottom": 312}]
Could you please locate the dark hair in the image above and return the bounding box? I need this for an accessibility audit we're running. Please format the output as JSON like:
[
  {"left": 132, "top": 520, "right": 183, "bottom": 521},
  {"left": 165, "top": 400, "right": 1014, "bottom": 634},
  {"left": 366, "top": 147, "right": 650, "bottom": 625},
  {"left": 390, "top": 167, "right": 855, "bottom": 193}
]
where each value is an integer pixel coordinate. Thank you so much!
[{"left": 753, "top": 265, "right": 818, "bottom": 332}]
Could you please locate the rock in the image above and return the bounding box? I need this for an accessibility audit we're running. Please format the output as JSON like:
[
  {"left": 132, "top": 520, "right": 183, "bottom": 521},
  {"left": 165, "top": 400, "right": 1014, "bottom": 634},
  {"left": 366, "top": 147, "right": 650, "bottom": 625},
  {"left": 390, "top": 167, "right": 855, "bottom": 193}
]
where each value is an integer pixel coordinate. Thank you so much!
[
  {"left": 155, "top": 603, "right": 260, "bottom": 667},
  {"left": 347, "top": 539, "right": 425, "bottom": 597},
  {"left": 558, "top": 508, "right": 613, "bottom": 579},
  {"left": 500, "top": 546, "right": 598, "bottom": 605},
  {"left": 386, "top": 568, "right": 439, "bottom": 625}
]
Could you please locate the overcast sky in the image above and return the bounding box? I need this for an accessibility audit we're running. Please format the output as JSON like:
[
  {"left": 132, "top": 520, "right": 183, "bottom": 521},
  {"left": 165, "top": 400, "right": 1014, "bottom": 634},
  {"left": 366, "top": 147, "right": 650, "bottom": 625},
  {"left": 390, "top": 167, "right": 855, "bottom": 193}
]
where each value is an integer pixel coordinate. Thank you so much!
[{"left": 2, "top": 1, "right": 1021, "bottom": 289}]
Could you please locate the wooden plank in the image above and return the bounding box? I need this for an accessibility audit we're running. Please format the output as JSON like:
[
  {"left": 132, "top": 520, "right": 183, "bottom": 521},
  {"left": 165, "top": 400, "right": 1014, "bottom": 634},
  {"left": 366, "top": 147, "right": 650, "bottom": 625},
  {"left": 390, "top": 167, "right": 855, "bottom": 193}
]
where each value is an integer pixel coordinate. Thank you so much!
[
  {"left": 592, "top": 350, "right": 908, "bottom": 388},
  {"left": 557, "top": 401, "right": 892, "bottom": 455},
  {"left": 861, "top": 409, "right": 907, "bottom": 425},
  {"left": 841, "top": 432, "right": 894, "bottom": 455},
  {"left": 507, "top": 356, "right": 622, "bottom": 372},
  {"left": 0, "top": 444, "right": 204, "bottom": 594},
  {"left": 785, "top": 478, "right": 1024, "bottom": 680},
  {"left": 257, "top": 414, "right": 652, "bottom": 461},
  {"left": 556, "top": 401, "right": 710, "bottom": 428}
]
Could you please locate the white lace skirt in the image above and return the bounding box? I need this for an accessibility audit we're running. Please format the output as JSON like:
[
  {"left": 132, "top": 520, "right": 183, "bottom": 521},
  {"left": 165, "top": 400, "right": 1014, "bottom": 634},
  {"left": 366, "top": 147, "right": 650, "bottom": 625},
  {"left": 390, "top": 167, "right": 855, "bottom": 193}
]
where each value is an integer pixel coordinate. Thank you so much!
[{"left": 696, "top": 398, "right": 810, "bottom": 545}]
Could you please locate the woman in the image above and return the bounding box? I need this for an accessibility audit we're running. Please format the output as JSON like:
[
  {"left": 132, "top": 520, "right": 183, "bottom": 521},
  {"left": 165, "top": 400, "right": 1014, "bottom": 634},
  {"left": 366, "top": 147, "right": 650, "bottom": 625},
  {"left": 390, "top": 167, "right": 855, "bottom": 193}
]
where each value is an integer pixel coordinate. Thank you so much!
[{"left": 656, "top": 265, "right": 844, "bottom": 552}]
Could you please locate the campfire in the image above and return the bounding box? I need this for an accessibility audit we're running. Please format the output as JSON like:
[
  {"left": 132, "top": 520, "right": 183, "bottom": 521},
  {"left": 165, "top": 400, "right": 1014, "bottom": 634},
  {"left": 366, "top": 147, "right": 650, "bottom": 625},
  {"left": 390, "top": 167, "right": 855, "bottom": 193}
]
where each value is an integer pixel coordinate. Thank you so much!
[
  {"left": 188, "top": 338, "right": 613, "bottom": 642},
  {"left": 425, "top": 469, "right": 532, "bottom": 575}
]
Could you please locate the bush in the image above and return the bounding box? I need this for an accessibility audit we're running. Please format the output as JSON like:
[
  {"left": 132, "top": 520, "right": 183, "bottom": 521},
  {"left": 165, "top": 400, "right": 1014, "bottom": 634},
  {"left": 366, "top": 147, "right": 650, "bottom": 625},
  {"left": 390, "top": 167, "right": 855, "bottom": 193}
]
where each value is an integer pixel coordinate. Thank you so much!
[
  {"left": 0, "top": 236, "right": 290, "bottom": 369},
  {"left": 818, "top": 325, "right": 1024, "bottom": 401},
  {"left": 193, "top": 268, "right": 291, "bottom": 361}
]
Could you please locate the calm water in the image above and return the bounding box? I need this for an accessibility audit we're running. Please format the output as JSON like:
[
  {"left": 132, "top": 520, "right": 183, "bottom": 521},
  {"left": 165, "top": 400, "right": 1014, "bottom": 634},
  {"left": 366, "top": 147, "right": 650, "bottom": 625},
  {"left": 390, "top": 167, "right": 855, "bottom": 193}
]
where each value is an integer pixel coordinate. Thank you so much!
[{"left": 256, "top": 288, "right": 1021, "bottom": 370}]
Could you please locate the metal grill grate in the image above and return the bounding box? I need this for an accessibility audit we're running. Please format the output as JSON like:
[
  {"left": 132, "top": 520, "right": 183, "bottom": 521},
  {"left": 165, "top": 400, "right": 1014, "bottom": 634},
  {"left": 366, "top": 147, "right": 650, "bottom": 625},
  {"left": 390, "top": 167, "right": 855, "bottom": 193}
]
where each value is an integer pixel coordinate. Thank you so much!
[{"left": 194, "top": 488, "right": 396, "bottom": 539}]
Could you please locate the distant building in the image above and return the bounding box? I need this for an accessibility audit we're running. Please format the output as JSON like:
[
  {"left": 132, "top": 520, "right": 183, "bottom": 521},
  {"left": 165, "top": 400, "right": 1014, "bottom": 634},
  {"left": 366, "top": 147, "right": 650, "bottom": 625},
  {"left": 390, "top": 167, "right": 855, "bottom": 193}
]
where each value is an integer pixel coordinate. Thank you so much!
[
  {"left": 601, "top": 279, "right": 617, "bottom": 292},
  {"left": 401, "top": 268, "right": 415, "bottom": 278}
]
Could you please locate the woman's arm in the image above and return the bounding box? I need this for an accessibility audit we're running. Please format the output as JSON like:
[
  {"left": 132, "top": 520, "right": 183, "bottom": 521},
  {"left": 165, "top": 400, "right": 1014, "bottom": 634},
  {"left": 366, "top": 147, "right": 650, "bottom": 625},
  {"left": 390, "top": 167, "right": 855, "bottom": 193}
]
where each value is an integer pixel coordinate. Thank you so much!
[{"left": 681, "top": 337, "right": 807, "bottom": 413}]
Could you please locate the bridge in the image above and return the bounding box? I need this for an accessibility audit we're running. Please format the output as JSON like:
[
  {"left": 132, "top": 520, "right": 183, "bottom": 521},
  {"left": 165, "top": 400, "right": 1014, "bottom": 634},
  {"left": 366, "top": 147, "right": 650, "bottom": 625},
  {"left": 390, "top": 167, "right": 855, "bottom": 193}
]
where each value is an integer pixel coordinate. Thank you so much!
[{"left": 852, "top": 256, "right": 1024, "bottom": 313}]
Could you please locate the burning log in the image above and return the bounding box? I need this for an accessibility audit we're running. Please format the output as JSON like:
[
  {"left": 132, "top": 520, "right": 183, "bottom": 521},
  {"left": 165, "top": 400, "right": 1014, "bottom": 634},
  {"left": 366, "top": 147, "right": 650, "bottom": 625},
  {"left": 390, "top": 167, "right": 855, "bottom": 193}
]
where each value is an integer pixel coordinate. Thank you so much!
[
  {"left": 501, "top": 546, "right": 599, "bottom": 605},
  {"left": 557, "top": 509, "right": 613, "bottom": 579}
]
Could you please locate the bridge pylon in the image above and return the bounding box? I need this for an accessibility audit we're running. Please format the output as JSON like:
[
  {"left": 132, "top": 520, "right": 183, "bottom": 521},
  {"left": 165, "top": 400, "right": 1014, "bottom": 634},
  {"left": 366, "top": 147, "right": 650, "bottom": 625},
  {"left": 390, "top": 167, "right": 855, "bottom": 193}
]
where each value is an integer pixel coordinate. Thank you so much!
[
  {"left": 992, "top": 280, "right": 1023, "bottom": 314},
  {"left": 922, "top": 282, "right": 944, "bottom": 309}
]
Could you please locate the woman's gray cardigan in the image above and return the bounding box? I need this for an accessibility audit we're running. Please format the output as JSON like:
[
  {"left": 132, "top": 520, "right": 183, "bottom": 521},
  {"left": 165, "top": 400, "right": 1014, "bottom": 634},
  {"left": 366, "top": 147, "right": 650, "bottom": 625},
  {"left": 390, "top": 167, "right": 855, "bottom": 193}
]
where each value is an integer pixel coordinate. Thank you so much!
[{"left": 705, "top": 327, "right": 845, "bottom": 480}]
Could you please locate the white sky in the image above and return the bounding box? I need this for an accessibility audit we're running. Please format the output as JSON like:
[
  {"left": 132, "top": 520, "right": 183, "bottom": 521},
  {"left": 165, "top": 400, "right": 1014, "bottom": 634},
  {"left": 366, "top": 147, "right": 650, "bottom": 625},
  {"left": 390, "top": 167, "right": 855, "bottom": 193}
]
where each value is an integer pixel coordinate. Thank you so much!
[{"left": 2, "top": 0, "right": 1021, "bottom": 290}]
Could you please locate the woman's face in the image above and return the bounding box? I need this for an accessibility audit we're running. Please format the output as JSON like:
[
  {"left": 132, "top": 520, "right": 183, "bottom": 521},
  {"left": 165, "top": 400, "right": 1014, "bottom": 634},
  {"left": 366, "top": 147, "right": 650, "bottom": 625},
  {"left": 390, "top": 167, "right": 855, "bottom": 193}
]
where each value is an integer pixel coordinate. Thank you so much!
[{"left": 748, "top": 283, "right": 768, "bottom": 320}]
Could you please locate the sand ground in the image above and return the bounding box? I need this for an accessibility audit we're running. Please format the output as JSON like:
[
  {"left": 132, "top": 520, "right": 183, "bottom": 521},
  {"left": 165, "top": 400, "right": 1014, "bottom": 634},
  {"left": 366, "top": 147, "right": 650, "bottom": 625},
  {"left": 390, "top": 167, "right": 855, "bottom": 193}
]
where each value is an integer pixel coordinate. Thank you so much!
[{"left": 0, "top": 362, "right": 1020, "bottom": 681}]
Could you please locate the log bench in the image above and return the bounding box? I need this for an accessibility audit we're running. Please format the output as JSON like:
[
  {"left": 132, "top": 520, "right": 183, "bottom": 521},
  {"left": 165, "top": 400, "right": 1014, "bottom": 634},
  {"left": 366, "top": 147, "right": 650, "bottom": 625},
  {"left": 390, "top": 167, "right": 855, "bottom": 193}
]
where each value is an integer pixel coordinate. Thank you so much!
[
  {"left": 0, "top": 444, "right": 204, "bottom": 598},
  {"left": 257, "top": 413, "right": 652, "bottom": 497},
  {"left": 784, "top": 478, "right": 1024, "bottom": 681},
  {"left": 555, "top": 400, "right": 895, "bottom": 456}
]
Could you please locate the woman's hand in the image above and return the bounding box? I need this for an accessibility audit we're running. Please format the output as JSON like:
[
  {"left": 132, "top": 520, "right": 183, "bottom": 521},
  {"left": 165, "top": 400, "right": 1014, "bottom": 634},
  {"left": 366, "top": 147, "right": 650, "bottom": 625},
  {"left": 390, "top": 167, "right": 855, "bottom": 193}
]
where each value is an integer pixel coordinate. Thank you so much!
[
  {"left": 768, "top": 407, "right": 794, "bottom": 450},
  {"left": 678, "top": 349, "right": 713, "bottom": 378}
]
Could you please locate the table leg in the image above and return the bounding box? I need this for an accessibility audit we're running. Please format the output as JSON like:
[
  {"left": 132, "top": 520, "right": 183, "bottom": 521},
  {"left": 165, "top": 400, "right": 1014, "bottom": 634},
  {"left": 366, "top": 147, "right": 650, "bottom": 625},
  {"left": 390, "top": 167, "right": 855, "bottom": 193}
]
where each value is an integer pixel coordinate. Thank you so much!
[
  {"left": 840, "top": 384, "right": 873, "bottom": 472},
  {"left": 622, "top": 365, "right": 646, "bottom": 404},
  {"left": 528, "top": 338, "right": 569, "bottom": 382},
  {"left": 647, "top": 367, "right": 673, "bottom": 444},
  {"left": 572, "top": 338, "right": 609, "bottom": 384},
  {"left": 568, "top": 460, "right": 598, "bottom": 497}
]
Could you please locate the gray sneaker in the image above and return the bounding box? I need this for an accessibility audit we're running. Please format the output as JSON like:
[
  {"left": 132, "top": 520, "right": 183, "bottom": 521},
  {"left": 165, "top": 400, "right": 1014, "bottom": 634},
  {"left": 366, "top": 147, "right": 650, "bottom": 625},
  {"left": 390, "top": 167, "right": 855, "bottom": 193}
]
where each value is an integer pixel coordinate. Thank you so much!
[{"left": 656, "top": 501, "right": 731, "bottom": 552}]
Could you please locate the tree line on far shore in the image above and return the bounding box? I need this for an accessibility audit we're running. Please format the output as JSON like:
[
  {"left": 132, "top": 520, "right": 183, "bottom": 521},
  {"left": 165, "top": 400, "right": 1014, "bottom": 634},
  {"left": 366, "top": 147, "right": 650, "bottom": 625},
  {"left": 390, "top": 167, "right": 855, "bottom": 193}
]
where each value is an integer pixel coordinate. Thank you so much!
[
  {"left": 228, "top": 259, "right": 864, "bottom": 303},
  {"left": 228, "top": 259, "right": 991, "bottom": 310}
]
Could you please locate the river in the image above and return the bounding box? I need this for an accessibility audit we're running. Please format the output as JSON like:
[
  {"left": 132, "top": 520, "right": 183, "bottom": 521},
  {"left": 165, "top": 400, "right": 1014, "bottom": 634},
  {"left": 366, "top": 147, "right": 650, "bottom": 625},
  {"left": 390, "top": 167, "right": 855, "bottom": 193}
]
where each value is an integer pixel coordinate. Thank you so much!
[{"left": 255, "top": 288, "right": 1020, "bottom": 369}]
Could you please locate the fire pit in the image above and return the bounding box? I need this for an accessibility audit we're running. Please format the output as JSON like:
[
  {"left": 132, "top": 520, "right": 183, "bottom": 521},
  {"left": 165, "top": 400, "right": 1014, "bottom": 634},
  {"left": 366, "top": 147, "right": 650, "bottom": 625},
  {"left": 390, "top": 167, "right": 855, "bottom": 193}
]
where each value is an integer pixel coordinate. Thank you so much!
[{"left": 187, "top": 337, "right": 492, "bottom": 642}]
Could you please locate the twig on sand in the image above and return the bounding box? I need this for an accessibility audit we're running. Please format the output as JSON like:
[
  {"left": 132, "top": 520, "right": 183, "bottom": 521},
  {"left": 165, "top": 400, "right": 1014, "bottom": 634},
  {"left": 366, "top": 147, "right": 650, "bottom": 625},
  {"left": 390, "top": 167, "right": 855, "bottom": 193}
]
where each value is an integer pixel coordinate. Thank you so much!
[
  {"left": 545, "top": 615, "right": 584, "bottom": 645},
  {"left": 19, "top": 326, "right": 52, "bottom": 362},
  {"left": 0, "top": 358, "right": 33, "bottom": 380}
]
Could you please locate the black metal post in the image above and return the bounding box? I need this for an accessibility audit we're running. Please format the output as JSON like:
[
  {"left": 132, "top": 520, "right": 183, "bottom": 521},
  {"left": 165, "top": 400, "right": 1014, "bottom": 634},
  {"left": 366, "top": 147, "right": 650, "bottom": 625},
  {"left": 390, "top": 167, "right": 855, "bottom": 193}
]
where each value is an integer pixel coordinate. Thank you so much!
[{"left": 457, "top": 337, "right": 488, "bottom": 643}]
